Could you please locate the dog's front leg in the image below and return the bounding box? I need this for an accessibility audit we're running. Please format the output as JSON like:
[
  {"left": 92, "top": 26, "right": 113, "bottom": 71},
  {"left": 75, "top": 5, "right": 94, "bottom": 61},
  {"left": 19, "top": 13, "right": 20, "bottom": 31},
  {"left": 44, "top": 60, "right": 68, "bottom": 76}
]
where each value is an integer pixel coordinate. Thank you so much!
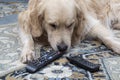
[
  {"left": 19, "top": 27, "right": 36, "bottom": 63},
  {"left": 89, "top": 23, "right": 120, "bottom": 54}
]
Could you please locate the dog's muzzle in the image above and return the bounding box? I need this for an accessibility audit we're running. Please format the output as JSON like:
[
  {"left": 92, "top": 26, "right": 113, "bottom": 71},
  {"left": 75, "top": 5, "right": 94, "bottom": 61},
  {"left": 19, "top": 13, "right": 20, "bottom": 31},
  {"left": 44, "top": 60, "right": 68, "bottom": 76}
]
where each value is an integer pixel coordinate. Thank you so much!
[{"left": 57, "top": 42, "right": 68, "bottom": 52}]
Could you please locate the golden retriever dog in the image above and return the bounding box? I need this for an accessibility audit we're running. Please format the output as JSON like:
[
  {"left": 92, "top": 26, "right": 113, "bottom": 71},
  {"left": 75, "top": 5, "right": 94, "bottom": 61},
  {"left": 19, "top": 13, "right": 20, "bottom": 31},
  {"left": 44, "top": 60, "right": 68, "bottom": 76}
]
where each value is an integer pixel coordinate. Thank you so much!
[{"left": 18, "top": 0, "right": 120, "bottom": 63}]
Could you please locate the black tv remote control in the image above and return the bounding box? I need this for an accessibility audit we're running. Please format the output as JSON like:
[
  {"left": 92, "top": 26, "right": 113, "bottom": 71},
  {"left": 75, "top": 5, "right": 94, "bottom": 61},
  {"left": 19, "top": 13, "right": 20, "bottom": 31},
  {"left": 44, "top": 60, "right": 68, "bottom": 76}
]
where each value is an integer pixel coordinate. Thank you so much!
[
  {"left": 26, "top": 48, "right": 65, "bottom": 73},
  {"left": 66, "top": 54, "right": 100, "bottom": 72}
]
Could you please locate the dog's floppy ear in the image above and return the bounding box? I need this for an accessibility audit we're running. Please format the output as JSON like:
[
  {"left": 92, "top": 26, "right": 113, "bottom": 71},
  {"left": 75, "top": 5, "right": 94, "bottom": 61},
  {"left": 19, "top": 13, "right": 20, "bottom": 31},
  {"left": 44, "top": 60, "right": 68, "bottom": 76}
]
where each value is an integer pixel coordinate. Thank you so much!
[
  {"left": 27, "top": 0, "right": 45, "bottom": 37},
  {"left": 72, "top": 3, "right": 85, "bottom": 45}
]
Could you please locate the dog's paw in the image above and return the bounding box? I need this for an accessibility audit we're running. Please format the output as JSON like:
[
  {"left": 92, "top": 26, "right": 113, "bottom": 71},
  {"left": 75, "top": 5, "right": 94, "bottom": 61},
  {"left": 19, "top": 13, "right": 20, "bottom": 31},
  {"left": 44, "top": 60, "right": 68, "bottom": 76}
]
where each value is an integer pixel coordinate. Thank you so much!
[
  {"left": 20, "top": 49, "right": 35, "bottom": 63},
  {"left": 112, "top": 47, "right": 120, "bottom": 54},
  {"left": 111, "top": 42, "right": 120, "bottom": 54}
]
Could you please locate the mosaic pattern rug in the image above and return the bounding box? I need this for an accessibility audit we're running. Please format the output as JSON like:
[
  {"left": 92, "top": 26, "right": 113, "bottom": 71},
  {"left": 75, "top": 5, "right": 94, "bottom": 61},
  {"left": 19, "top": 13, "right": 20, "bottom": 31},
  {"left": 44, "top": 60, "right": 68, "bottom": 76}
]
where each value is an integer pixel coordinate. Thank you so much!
[
  {"left": 101, "top": 57, "right": 120, "bottom": 80},
  {"left": 1, "top": 23, "right": 120, "bottom": 80},
  {"left": 0, "top": 23, "right": 25, "bottom": 77},
  {"left": 1, "top": 1, "right": 120, "bottom": 80}
]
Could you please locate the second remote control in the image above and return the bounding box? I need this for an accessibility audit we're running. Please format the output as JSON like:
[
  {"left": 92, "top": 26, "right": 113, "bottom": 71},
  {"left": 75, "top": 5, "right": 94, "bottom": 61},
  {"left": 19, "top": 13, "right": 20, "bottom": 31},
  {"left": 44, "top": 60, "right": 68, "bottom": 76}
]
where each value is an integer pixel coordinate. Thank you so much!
[
  {"left": 67, "top": 54, "right": 100, "bottom": 72},
  {"left": 26, "top": 49, "right": 65, "bottom": 73}
]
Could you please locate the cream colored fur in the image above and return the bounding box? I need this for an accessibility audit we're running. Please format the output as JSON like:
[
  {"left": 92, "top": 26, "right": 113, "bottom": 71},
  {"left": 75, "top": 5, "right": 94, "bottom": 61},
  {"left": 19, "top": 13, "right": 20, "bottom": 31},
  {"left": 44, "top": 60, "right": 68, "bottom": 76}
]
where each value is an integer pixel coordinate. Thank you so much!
[{"left": 18, "top": 0, "right": 120, "bottom": 63}]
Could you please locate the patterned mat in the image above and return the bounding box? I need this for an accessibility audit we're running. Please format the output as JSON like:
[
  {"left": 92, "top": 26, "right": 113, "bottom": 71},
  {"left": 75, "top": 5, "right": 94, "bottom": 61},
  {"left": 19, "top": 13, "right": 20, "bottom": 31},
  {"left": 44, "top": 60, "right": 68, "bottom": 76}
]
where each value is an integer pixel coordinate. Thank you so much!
[
  {"left": 1, "top": 23, "right": 120, "bottom": 80},
  {"left": 0, "top": 23, "right": 25, "bottom": 77},
  {"left": 1, "top": 1, "right": 120, "bottom": 80},
  {"left": 101, "top": 57, "right": 120, "bottom": 80}
]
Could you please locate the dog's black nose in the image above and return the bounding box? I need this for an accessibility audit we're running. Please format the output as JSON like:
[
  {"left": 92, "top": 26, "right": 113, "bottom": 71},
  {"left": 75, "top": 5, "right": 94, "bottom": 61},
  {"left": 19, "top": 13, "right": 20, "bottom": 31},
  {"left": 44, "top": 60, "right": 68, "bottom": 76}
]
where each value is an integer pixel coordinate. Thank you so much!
[{"left": 57, "top": 43, "right": 68, "bottom": 52}]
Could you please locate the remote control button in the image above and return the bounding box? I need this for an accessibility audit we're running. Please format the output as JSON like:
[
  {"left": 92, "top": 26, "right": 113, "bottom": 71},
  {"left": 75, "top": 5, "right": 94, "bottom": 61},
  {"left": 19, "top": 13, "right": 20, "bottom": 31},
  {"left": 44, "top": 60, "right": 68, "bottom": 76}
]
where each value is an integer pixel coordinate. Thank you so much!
[{"left": 48, "top": 56, "right": 53, "bottom": 59}]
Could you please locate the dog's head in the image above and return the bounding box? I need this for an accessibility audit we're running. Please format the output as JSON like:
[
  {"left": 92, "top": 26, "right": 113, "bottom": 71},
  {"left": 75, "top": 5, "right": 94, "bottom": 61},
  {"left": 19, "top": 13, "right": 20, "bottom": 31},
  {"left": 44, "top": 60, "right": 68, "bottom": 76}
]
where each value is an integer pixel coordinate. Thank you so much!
[{"left": 29, "top": 0, "right": 83, "bottom": 52}]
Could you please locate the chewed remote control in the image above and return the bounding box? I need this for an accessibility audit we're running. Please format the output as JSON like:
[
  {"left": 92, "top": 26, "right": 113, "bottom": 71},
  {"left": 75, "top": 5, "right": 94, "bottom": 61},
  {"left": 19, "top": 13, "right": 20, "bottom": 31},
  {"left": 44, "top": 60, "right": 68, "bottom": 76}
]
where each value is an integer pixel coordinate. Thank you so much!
[
  {"left": 26, "top": 47, "right": 65, "bottom": 73},
  {"left": 67, "top": 54, "right": 100, "bottom": 72}
]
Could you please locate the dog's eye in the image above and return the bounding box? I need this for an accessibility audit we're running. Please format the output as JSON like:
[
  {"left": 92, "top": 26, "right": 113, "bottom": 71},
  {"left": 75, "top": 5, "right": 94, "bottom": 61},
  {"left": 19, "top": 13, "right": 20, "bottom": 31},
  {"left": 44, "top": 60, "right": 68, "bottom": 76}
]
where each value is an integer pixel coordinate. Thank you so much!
[
  {"left": 50, "top": 23, "right": 57, "bottom": 29},
  {"left": 67, "top": 22, "right": 74, "bottom": 28}
]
